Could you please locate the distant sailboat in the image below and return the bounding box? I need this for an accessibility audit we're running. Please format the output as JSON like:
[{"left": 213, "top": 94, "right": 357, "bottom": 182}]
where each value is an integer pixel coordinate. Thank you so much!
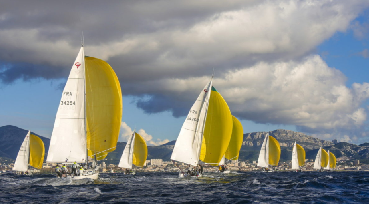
[
  {"left": 118, "top": 131, "right": 148, "bottom": 173},
  {"left": 313, "top": 147, "right": 328, "bottom": 171},
  {"left": 46, "top": 45, "right": 122, "bottom": 179},
  {"left": 291, "top": 142, "right": 305, "bottom": 171},
  {"left": 13, "top": 131, "right": 45, "bottom": 173},
  {"left": 324, "top": 150, "right": 337, "bottom": 171},
  {"left": 171, "top": 79, "right": 233, "bottom": 176},
  {"left": 257, "top": 133, "right": 281, "bottom": 171},
  {"left": 219, "top": 116, "right": 244, "bottom": 172}
]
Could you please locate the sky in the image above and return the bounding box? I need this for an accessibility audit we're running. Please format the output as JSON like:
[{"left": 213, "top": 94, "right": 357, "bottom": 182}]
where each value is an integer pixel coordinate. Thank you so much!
[{"left": 0, "top": 0, "right": 369, "bottom": 145}]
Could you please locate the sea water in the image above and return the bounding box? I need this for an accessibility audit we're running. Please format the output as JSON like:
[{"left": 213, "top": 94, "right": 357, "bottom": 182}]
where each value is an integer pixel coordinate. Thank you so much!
[{"left": 0, "top": 171, "right": 368, "bottom": 203}]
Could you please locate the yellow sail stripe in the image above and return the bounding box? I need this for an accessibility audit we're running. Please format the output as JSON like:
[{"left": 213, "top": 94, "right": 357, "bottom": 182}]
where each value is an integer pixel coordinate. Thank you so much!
[
  {"left": 199, "top": 88, "right": 233, "bottom": 166},
  {"left": 29, "top": 134, "right": 45, "bottom": 169},
  {"left": 85, "top": 57, "right": 123, "bottom": 160},
  {"left": 268, "top": 136, "right": 280, "bottom": 166},
  {"left": 296, "top": 143, "right": 306, "bottom": 167},
  {"left": 132, "top": 132, "right": 148, "bottom": 167},
  {"left": 321, "top": 149, "right": 329, "bottom": 167},
  {"left": 225, "top": 116, "right": 243, "bottom": 160},
  {"left": 329, "top": 152, "right": 336, "bottom": 169}
]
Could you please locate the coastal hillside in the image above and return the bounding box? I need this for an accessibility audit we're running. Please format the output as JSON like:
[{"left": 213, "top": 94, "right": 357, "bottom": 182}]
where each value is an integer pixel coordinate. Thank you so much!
[{"left": 1, "top": 125, "right": 369, "bottom": 164}]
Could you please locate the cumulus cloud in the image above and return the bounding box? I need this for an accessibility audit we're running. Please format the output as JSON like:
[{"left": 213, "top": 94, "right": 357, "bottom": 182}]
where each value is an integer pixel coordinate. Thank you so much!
[
  {"left": 132, "top": 55, "right": 369, "bottom": 142},
  {"left": 1, "top": 0, "right": 368, "bottom": 85},
  {"left": 119, "top": 122, "right": 169, "bottom": 146},
  {"left": 1, "top": 1, "right": 369, "bottom": 143}
]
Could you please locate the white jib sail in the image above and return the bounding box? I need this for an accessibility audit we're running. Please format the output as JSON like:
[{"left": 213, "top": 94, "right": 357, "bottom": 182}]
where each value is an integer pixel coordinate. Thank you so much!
[
  {"left": 257, "top": 133, "right": 269, "bottom": 168},
  {"left": 47, "top": 47, "right": 87, "bottom": 163},
  {"left": 171, "top": 80, "right": 212, "bottom": 166},
  {"left": 13, "top": 131, "right": 31, "bottom": 172},
  {"left": 118, "top": 132, "right": 135, "bottom": 169},
  {"left": 324, "top": 150, "right": 331, "bottom": 170},
  {"left": 313, "top": 147, "right": 322, "bottom": 170},
  {"left": 291, "top": 142, "right": 299, "bottom": 170}
]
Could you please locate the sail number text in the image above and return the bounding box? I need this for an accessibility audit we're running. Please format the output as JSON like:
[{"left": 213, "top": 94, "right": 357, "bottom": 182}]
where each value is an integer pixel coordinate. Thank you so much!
[
  {"left": 60, "top": 101, "right": 76, "bottom": 105},
  {"left": 187, "top": 109, "right": 199, "bottom": 122}
]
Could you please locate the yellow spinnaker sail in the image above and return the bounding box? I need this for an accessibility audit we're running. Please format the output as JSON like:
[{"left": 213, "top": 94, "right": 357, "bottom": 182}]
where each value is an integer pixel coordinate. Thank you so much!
[
  {"left": 132, "top": 132, "right": 148, "bottom": 167},
  {"left": 200, "top": 87, "right": 233, "bottom": 166},
  {"left": 85, "top": 57, "right": 123, "bottom": 160},
  {"left": 321, "top": 149, "right": 329, "bottom": 168},
  {"left": 225, "top": 116, "right": 243, "bottom": 160},
  {"left": 29, "top": 134, "right": 45, "bottom": 169},
  {"left": 329, "top": 152, "right": 336, "bottom": 169},
  {"left": 268, "top": 136, "right": 280, "bottom": 166},
  {"left": 296, "top": 143, "right": 306, "bottom": 167}
]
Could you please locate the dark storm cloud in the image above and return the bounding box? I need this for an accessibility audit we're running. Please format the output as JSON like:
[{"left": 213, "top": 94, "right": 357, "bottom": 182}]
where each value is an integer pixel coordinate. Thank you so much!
[
  {"left": 1, "top": 0, "right": 369, "bottom": 142},
  {"left": 0, "top": 62, "right": 66, "bottom": 84},
  {"left": 136, "top": 94, "right": 189, "bottom": 118}
]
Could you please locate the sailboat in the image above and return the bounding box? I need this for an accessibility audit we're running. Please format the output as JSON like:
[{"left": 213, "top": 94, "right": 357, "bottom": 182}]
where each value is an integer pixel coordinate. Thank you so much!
[
  {"left": 46, "top": 44, "right": 122, "bottom": 180},
  {"left": 13, "top": 131, "right": 45, "bottom": 174},
  {"left": 118, "top": 131, "right": 148, "bottom": 174},
  {"left": 313, "top": 147, "right": 328, "bottom": 171},
  {"left": 291, "top": 142, "right": 305, "bottom": 171},
  {"left": 257, "top": 133, "right": 281, "bottom": 172},
  {"left": 324, "top": 150, "right": 336, "bottom": 171},
  {"left": 218, "top": 115, "right": 244, "bottom": 173},
  {"left": 171, "top": 79, "right": 233, "bottom": 177}
]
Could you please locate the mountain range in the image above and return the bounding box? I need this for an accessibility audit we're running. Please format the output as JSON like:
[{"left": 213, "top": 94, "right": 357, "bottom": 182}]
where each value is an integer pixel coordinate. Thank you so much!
[{"left": 1, "top": 125, "right": 369, "bottom": 165}]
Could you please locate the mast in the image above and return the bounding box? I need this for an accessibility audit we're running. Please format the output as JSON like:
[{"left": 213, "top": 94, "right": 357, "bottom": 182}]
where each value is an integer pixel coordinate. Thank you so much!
[{"left": 82, "top": 33, "right": 88, "bottom": 167}]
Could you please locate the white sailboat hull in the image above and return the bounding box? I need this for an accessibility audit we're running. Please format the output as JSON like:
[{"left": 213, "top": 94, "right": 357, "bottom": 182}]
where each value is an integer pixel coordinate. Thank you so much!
[{"left": 72, "top": 172, "right": 99, "bottom": 180}]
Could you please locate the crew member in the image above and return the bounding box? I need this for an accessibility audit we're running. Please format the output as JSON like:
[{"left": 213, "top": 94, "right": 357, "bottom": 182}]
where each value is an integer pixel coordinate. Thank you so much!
[
  {"left": 61, "top": 164, "right": 68, "bottom": 175},
  {"left": 79, "top": 166, "right": 84, "bottom": 176},
  {"left": 55, "top": 165, "right": 62, "bottom": 178},
  {"left": 72, "top": 162, "right": 78, "bottom": 176}
]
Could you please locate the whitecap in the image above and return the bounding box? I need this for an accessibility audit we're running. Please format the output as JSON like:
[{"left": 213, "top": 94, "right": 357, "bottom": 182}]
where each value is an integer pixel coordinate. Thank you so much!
[
  {"left": 94, "top": 187, "right": 102, "bottom": 194},
  {"left": 253, "top": 178, "right": 260, "bottom": 184}
]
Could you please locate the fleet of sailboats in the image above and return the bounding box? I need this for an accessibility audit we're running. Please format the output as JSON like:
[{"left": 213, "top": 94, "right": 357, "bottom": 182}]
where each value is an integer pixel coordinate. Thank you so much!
[
  {"left": 46, "top": 44, "right": 122, "bottom": 179},
  {"left": 13, "top": 131, "right": 45, "bottom": 174},
  {"left": 118, "top": 131, "right": 148, "bottom": 173},
  {"left": 10, "top": 41, "right": 345, "bottom": 178}
]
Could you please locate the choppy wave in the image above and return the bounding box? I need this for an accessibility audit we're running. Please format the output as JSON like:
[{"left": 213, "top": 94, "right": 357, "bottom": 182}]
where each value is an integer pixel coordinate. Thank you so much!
[{"left": 1, "top": 171, "right": 368, "bottom": 203}]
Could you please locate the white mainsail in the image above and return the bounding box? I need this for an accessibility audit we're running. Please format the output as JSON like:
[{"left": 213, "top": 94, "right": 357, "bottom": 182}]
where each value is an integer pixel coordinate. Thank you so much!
[
  {"left": 46, "top": 47, "right": 87, "bottom": 163},
  {"left": 291, "top": 142, "right": 299, "bottom": 170},
  {"left": 257, "top": 133, "right": 269, "bottom": 168},
  {"left": 171, "top": 80, "right": 212, "bottom": 166},
  {"left": 313, "top": 147, "right": 322, "bottom": 170},
  {"left": 118, "top": 132, "right": 135, "bottom": 169},
  {"left": 13, "top": 131, "right": 31, "bottom": 172}
]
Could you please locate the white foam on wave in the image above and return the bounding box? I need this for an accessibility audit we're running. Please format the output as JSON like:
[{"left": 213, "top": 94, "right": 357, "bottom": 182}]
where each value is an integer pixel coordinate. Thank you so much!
[
  {"left": 94, "top": 187, "right": 102, "bottom": 194},
  {"left": 253, "top": 178, "right": 260, "bottom": 184}
]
